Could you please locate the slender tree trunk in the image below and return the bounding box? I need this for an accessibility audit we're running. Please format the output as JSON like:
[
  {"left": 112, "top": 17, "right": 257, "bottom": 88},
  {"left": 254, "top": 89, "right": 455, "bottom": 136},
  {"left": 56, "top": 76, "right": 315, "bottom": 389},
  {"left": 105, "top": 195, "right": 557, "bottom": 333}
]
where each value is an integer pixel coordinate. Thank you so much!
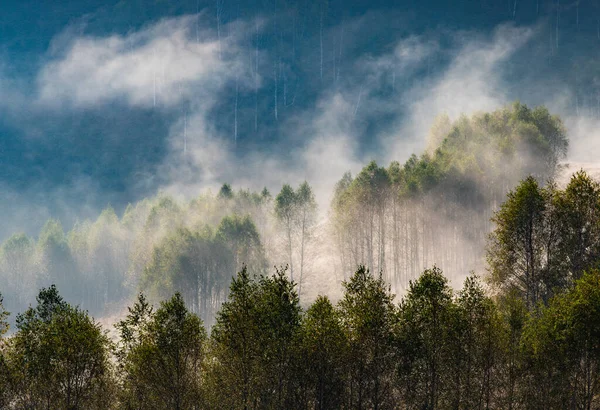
[{"left": 287, "top": 220, "right": 293, "bottom": 281}]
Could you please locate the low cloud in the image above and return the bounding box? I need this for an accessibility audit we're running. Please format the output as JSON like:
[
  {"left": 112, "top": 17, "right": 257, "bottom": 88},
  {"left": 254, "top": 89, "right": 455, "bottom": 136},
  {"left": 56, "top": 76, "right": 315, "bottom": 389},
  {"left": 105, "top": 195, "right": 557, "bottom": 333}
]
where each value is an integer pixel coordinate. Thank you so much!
[
  {"left": 37, "top": 15, "right": 256, "bottom": 109},
  {"left": 1, "top": 12, "right": 597, "bottom": 242},
  {"left": 384, "top": 24, "right": 535, "bottom": 162}
]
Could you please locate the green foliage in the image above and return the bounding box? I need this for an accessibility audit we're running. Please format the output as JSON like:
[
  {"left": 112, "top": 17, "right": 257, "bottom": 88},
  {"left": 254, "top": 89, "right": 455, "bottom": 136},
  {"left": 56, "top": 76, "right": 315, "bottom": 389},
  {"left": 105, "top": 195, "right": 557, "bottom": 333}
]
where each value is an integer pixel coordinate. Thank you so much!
[
  {"left": 332, "top": 163, "right": 391, "bottom": 275},
  {"left": 339, "top": 265, "right": 396, "bottom": 409},
  {"left": 397, "top": 266, "right": 454, "bottom": 409},
  {"left": 4, "top": 264, "right": 600, "bottom": 408},
  {"left": 140, "top": 213, "right": 266, "bottom": 325},
  {"left": 520, "top": 270, "right": 600, "bottom": 408},
  {"left": 3, "top": 102, "right": 600, "bottom": 409},
  {"left": 208, "top": 266, "right": 301, "bottom": 409},
  {"left": 409, "top": 102, "right": 566, "bottom": 196},
  {"left": 452, "top": 275, "right": 506, "bottom": 409},
  {"left": 141, "top": 226, "right": 232, "bottom": 324},
  {"left": 554, "top": 170, "right": 600, "bottom": 280},
  {"left": 296, "top": 296, "right": 347, "bottom": 409},
  {"left": 487, "top": 176, "right": 552, "bottom": 307},
  {"left": 488, "top": 171, "right": 600, "bottom": 307},
  {"left": 6, "top": 285, "right": 113, "bottom": 409},
  {"left": 331, "top": 102, "right": 568, "bottom": 283},
  {"left": 274, "top": 182, "right": 318, "bottom": 286},
  {"left": 206, "top": 267, "right": 260, "bottom": 408},
  {"left": 0, "top": 293, "right": 9, "bottom": 408},
  {"left": 117, "top": 293, "right": 206, "bottom": 410},
  {"left": 218, "top": 183, "right": 234, "bottom": 200},
  {"left": 275, "top": 184, "right": 297, "bottom": 222},
  {"left": 144, "top": 195, "right": 183, "bottom": 234},
  {"left": 216, "top": 214, "right": 265, "bottom": 272},
  {"left": 0, "top": 292, "right": 9, "bottom": 338}
]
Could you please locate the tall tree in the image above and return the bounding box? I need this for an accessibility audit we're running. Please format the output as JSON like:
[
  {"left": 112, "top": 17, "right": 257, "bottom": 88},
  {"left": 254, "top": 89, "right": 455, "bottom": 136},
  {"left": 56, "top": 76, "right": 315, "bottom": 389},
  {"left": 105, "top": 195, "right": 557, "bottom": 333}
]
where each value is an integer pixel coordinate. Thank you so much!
[
  {"left": 0, "top": 292, "right": 10, "bottom": 408},
  {"left": 339, "top": 265, "right": 397, "bottom": 409},
  {"left": 520, "top": 269, "right": 600, "bottom": 409},
  {"left": 296, "top": 296, "right": 347, "bottom": 410},
  {"left": 495, "top": 290, "right": 527, "bottom": 409},
  {"left": 139, "top": 219, "right": 261, "bottom": 325},
  {"left": 37, "top": 220, "right": 78, "bottom": 302},
  {"left": 117, "top": 293, "right": 206, "bottom": 410},
  {"left": 207, "top": 267, "right": 261, "bottom": 409},
  {"left": 7, "top": 285, "right": 113, "bottom": 409},
  {"left": 255, "top": 267, "right": 302, "bottom": 409},
  {"left": 555, "top": 171, "right": 600, "bottom": 281},
  {"left": 397, "top": 266, "right": 454, "bottom": 410},
  {"left": 450, "top": 274, "right": 506, "bottom": 409},
  {"left": 208, "top": 266, "right": 301, "bottom": 409},
  {"left": 114, "top": 293, "right": 154, "bottom": 408},
  {"left": 487, "top": 176, "right": 555, "bottom": 307},
  {"left": 216, "top": 214, "right": 265, "bottom": 273},
  {"left": 295, "top": 181, "right": 317, "bottom": 297},
  {"left": 275, "top": 184, "right": 297, "bottom": 280}
]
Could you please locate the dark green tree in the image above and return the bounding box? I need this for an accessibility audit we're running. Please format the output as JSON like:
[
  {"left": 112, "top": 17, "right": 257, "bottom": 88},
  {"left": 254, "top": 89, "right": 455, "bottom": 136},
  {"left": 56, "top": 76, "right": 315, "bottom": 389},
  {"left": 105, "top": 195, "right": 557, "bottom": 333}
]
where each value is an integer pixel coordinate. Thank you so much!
[
  {"left": 208, "top": 266, "right": 301, "bottom": 409},
  {"left": 207, "top": 267, "right": 261, "bottom": 409},
  {"left": 117, "top": 293, "right": 206, "bottom": 410},
  {"left": 339, "top": 265, "right": 396, "bottom": 409},
  {"left": 0, "top": 292, "right": 10, "bottom": 408},
  {"left": 218, "top": 183, "right": 234, "bottom": 200},
  {"left": 7, "top": 285, "right": 112, "bottom": 409},
  {"left": 296, "top": 295, "right": 347, "bottom": 410},
  {"left": 495, "top": 290, "right": 527, "bottom": 409},
  {"left": 487, "top": 176, "right": 556, "bottom": 307},
  {"left": 555, "top": 171, "right": 600, "bottom": 281},
  {"left": 449, "top": 274, "right": 506, "bottom": 409},
  {"left": 521, "top": 269, "right": 600, "bottom": 409},
  {"left": 255, "top": 267, "right": 302, "bottom": 408},
  {"left": 397, "top": 266, "right": 454, "bottom": 410}
]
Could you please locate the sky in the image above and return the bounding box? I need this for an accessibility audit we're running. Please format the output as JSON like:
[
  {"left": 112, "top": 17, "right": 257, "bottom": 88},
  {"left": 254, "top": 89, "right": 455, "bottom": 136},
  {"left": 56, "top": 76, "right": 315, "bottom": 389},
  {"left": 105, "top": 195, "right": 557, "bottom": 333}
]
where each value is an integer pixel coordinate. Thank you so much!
[{"left": 1, "top": 0, "right": 600, "bottom": 240}]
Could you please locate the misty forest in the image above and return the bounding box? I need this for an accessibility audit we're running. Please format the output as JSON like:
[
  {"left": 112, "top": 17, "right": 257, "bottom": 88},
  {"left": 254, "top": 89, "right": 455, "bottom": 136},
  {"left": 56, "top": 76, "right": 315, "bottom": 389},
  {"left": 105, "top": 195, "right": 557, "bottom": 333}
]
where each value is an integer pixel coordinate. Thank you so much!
[
  {"left": 4, "top": 0, "right": 600, "bottom": 409},
  {"left": 4, "top": 100, "right": 600, "bottom": 409}
]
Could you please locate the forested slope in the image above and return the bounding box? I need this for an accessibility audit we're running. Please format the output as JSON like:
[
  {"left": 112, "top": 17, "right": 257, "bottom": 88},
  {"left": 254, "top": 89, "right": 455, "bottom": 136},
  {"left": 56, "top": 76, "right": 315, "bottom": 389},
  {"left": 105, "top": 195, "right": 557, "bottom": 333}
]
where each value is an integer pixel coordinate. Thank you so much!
[
  {"left": 3, "top": 102, "right": 600, "bottom": 408},
  {"left": 0, "top": 102, "right": 569, "bottom": 324},
  {"left": 331, "top": 102, "right": 567, "bottom": 287}
]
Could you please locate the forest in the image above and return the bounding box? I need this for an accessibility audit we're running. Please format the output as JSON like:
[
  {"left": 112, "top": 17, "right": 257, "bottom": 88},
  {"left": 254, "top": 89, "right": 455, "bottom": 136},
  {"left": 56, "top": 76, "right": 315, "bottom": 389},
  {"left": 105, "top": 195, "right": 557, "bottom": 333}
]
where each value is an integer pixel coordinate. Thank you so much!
[{"left": 2, "top": 102, "right": 600, "bottom": 408}]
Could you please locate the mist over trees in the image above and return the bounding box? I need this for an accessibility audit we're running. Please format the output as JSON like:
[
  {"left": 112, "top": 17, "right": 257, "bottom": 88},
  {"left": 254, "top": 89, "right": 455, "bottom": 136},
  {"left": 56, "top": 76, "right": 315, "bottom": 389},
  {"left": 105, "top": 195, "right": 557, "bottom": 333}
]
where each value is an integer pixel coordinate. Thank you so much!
[
  {"left": 2, "top": 246, "right": 600, "bottom": 408},
  {"left": 331, "top": 102, "right": 568, "bottom": 287},
  {"left": 0, "top": 102, "right": 568, "bottom": 326},
  {"left": 4, "top": 102, "right": 600, "bottom": 408}
]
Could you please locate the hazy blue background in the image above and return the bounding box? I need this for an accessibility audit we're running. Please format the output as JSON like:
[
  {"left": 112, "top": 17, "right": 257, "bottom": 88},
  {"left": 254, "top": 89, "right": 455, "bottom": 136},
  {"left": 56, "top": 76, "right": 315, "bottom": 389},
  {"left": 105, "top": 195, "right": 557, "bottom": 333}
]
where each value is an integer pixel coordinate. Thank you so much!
[{"left": 1, "top": 0, "right": 599, "bottom": 239}]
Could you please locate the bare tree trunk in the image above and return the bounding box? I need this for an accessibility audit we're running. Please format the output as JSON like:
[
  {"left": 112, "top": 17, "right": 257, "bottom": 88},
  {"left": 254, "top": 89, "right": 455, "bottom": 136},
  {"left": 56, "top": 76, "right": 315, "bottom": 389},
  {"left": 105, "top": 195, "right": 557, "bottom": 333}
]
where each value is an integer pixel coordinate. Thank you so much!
[
  {"left": 299, "top": 212, "right": 306, "bottom": 297},
  {"left": 287, "top": 221, "right": 293, "bottom": 281}
]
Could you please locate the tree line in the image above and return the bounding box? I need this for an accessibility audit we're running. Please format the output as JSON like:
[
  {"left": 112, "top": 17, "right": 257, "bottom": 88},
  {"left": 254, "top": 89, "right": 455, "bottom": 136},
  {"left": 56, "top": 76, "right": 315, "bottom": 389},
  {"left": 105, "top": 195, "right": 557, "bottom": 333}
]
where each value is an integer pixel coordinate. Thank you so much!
[
  {"left": 2, "top": 265, "right": 600, "bottom": 408},
  {"left": 331, "top": 102, "right": 568, "bottom": 287},
  {"left": 2, "top": 101, "right": 598, "bottom": 409},
  {"left": 1, "top": 166, "right": 600, "bottom": 408},
  {"left": 0, "top": 181, "right": 318, "bottom": 326},
  {"left": 0, "top": 102, "right": 567, "bottom": 327}
]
